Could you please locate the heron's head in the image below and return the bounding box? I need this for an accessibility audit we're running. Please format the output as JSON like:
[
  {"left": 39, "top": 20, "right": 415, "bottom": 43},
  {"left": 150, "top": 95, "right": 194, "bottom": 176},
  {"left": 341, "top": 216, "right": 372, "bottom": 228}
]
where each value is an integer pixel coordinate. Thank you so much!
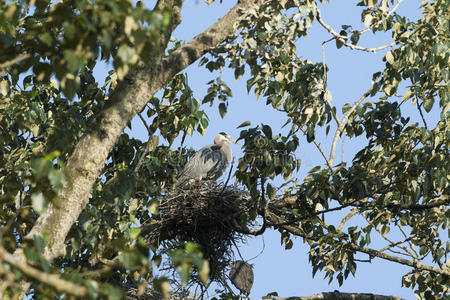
[{"left": 215, "top": 132, "right": 239, "bottom": 145}]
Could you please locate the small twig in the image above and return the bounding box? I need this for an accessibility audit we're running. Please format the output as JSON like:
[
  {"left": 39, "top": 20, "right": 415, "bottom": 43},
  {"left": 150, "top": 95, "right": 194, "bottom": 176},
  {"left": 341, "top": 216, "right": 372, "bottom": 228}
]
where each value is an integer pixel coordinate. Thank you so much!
[
  {"left": 134, "top": 143, "right": 150, "bottom": 174},
  {"left": 231, "top": 239, "right": 245, "bottom": 261},
  {"left": 385, "top": 248, "right": 412, "bottom": 257},
  {"left": 321, "top": 42, "right": 328, "bottom": 91},
  {"left": 340, "top": 134, "right": 346, "bottom": 163},
  {"left": 247, "top": 235, "right": 265, "bottom": 262},
  {"left": 329, "top": 87, "right": 373, "bottom": 166},
  {"left": 133, "top": 113, "right": 153, "bottom": 174},
  {"left": 220, "top": 157, "right": 235, "bottom": 195},
  {"left": 260, "top": 176, "right": 266, "bottom": 209},
  {"left": 321, "top": 41, "right": 341, "bottom": 129},
  {"left": 316, "top": 0, "right": 404, "bottom": 54},
  {"left": 299, "top": 127, "right": 333, "bottom": 171},
  {"left": 316, "top": 9, "right": 396, "bottom": 53},
  {"left": 395, "top": 221, "right": 422, "bottom": 263},
  {"left": 354, "top": 258, "right": 372, "bottom": 263},
  {"left": 137, "top": 112, "right": 151, "bottom": 135},
  {"left": 379, "top": 237, "right": 413, "bottom": 254},
  {"left": 337, "top": 209, "right": 358, "bottom": 232},
  {"left": 363, "top": 214, "right": 420, "bottom": 262},
  {"left": 178, "top": 130, "right": 187, "bottom": 156},
  {"left": 269, "top": 199, "right": 359, "bottom": 227},
  {"left": 416, "top": 102, "right": 428, "bottom": 129}
]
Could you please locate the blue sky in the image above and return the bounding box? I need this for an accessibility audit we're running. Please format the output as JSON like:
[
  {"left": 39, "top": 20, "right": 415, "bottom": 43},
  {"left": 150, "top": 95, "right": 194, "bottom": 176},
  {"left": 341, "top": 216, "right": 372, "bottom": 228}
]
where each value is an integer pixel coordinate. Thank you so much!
[{"left": 93, "top": 1, "right": 437, "bottom": 299}]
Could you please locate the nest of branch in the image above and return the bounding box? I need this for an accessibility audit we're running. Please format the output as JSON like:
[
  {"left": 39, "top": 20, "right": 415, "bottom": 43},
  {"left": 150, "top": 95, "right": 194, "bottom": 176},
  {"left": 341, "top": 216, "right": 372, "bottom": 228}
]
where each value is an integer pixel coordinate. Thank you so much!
[{"left": 144, "top": 180, "right": 251, "bottom": 282}]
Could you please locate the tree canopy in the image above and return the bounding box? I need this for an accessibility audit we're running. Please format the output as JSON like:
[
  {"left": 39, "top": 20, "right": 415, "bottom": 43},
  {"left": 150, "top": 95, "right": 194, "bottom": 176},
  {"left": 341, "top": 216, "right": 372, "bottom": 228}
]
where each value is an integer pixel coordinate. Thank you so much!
[{"left": 0, "top": 0, "right": 448, "bottom": 299}]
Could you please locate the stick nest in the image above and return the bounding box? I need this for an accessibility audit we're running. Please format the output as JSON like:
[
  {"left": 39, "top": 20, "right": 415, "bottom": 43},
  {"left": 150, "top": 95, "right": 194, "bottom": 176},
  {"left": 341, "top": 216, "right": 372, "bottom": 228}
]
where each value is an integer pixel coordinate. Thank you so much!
[{"left": 144, "top": 180, "right": 251, "bottom": 282}]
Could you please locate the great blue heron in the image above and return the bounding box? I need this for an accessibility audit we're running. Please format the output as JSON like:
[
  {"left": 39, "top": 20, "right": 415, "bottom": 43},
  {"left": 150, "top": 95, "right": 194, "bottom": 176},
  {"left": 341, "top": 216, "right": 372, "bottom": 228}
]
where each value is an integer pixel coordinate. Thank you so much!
[
  {"left": 229, "top": 260, "right": 254, "bottom": 297},
  {"left": 174, "top": 132, "right": 238, "bottom": 188}
]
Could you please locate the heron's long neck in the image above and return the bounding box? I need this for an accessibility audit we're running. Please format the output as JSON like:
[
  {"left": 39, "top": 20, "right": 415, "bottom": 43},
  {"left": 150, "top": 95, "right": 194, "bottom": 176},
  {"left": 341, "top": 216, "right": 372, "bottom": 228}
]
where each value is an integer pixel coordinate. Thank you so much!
[{"left": 222, "top": 142, "right": 232, "bottom": 163}]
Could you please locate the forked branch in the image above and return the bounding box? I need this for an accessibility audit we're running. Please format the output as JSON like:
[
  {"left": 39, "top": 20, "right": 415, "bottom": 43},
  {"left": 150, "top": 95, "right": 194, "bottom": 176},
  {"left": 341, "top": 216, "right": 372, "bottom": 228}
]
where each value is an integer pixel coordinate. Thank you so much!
[{"left": 266, "top": 211, "right": 450, "bottom": 277}]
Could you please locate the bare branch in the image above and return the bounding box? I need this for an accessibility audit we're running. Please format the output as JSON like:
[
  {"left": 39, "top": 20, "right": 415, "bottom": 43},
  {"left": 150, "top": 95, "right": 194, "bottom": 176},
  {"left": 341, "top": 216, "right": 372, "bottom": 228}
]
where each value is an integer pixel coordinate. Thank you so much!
[
  {"left": 321, "top": 41, "right": 341, "bottom": 128},
  {"left": 349, "top": 243, "right": 449, "bottom": 276},
  {"left": 162, "top": 0, "right": 264, "bottom": 74},
  {"left": 220, "top": 157, "right": 235, "bottom": 195},
  {"left": 316, "top": 7, "right": 397, "bottom": 53},
  {"left": 395, "top": 222, "right": 418, "bottom": 255},
  {"left": 337, "top": 208, "right": 358, "bottom": 232},
  {"left": 363, "top": 214, "right": 420, "bottom": 262},
  {"left": 137, "top": 112, "right": 151, "bottom": 135},
  {"left": 299, "top": 127, "right": 333, "bottom": 171},
  {"left": 329, "top": 87, "right": 373, "bottom": 166},
  {"left": 266, "top": 212, "right": 450, "bottom": 277}
]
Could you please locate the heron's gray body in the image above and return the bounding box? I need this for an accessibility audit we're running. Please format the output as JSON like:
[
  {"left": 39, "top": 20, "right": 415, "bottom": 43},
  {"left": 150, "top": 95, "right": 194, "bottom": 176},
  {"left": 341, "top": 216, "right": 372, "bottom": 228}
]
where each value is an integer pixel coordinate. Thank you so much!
[
  {"left": 175, "top": 133, "right": 237, "bottom": 188},
  {"left": 229, "top": 260, "right": 254, "bottom": 296}
]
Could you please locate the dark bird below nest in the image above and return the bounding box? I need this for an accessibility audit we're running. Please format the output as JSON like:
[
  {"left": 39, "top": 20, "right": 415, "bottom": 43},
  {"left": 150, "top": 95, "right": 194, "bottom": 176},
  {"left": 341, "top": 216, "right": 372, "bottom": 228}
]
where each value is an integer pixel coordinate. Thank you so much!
[
  {"left": 229, "top": 260, "right": 254, "bottom": 297},
  {"left": 174, "top": 132, "right": 238, "bottom": 188}
]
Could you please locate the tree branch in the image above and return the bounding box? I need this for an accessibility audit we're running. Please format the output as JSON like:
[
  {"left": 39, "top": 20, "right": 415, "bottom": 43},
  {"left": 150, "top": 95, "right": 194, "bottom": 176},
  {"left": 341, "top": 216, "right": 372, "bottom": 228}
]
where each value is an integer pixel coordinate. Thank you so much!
[
  {"left": 329, "top": 87, "right": 373, "bottom": 166},
  {"left": 321, "top": 43, "right": 341, "bottom": 128},
  {"left": 0, "top": 247, "right": 88, "bottom": 297},
  {"left": 349, "top": 243, "right": 449, "bottom": 277},
  {"left": 161, "top": 0, "right": 263, "bottom": 72},
  {"left": 316, "top": 9, "right": 396, "bottom": 53},
  {"left": 363, "top": 214, "right": 420, "bottom": 262},
  {"left": 337, "top": 208, "right": 358, "bottom": 232},
  {"left": 299, "top": 127, "right": 333, "bottom": 171},
  {"left": 382, "top": 197, "right": 449, "bottom": 212},
  {"left": 0, "top": 53, "right": 31, "bottom": 76},
  {"left": 265, "top": 212, "right": 450, "bottom": 277},
  {"left": 276, "top": 291, "right": 404, "bottom": 300}
]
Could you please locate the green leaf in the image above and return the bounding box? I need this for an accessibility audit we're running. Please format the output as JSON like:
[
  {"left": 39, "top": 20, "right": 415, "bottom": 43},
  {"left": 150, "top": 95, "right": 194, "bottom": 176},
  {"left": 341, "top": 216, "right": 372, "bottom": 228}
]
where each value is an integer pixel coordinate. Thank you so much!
[
  {"left": 102, "top": 284, "right": 123, "bottom": 300},
  {"left": 423, "top": 98, "right": 434, "bottom": 112},
  {"left": 262, "top": 124, "right": 273, "bottom": 139},
  {"left": 119, "top": 251, "right": 140, "bottom": 269},
  {"left": 154, "top": 278, "right": 170, "bottom": 300},
  {"left": 31, "top": 158, "right": 52, "bottom": 178},
  {"left": 385, "top": 51, "right": 395, "bottom": 65},
  {"left": 117, "top": 44, "right": 137, "bottom": 64},
  {"left": 63, "top": 50, "right": 85, "bottom": 73},
  {"left": 32, "top": 193, "right": 47, "bottom": 214},
  {"left": 402, "top": 89, "right": 414, "bottom": 101},
  {"left": 87, "top": 280, "right": 99, "bottom": 299},
  {"left": 350, "top": 31, "right": 360, "bottom": 45},
  {"left": 48, "top": 169, "right": 66, "bottom": 191},
  {"left": 237, "top": 120, "right": 251, "bottom": 128},
  {"left": 198, "top": 260, "right": 210, "bottom": 284},
  {"left": 342, "top": 103, "right": 351, "bottom": 113},
  {"left": 38, "top": 32, "right": 53, "bottom": 46},
  {"left": 162, "top": 11, "right": 171, "bottom": 27},
  {"left": 218, "top": 103, "right": 227, "bottom": 118}
]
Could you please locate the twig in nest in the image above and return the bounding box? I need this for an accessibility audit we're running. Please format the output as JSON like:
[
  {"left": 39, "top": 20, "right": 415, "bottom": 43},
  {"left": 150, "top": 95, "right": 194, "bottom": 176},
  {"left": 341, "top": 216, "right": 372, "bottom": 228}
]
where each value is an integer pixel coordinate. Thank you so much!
[{"left": 220, "top": 157, "right": 235, "bottom": 195}]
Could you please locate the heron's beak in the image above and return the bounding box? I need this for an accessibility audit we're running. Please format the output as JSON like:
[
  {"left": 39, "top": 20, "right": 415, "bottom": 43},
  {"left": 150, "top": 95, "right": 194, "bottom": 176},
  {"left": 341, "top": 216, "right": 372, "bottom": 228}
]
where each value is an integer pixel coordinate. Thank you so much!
[{"left": 228, "top": 137, "right": 239, "bottom": 145}]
